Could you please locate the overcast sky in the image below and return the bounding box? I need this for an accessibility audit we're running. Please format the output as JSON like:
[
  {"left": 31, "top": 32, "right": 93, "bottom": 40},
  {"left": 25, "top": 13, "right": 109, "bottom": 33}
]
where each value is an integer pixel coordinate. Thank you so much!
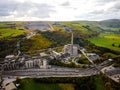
[{"left": 0, "top": 0, "right": 120, "bottom": 21}]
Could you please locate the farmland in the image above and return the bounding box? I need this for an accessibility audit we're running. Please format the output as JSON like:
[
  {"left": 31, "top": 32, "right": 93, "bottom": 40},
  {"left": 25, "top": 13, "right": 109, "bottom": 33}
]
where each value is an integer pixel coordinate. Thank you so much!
[
  {"left": 0, "top": 28, "right": 27, "bottom": 39},
  {"left": 61, "top": 22, "right": 100, "bottom": 35},
  {"left": 0, "top": 22, "right": 28, "bottom": 39},
  {"left": 89, "top": 32, "right": 120, "bottom": 52}
]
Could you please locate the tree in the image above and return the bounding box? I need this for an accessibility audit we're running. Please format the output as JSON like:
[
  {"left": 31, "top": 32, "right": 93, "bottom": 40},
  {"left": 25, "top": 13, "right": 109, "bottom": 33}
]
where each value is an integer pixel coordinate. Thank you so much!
[
  {"left": 112, "top": 43, "right": 115, "bottom": 47},
  {"left": 118, "top": 44, "right": 120, "bottom": 48}
]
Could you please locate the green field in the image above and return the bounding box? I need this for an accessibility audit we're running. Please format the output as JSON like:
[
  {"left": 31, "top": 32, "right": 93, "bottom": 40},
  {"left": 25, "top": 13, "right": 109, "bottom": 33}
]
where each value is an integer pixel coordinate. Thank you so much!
[
  {"left": 17, "top": 78, "right": 75, "bottom": 90},
  {"left": 61, "top": 22, "right": 99, "bottom": 34},
  {"left": 89, "top": 32, "right": 120, "bottom": 51},
  {"left": 0, "top": 22, "right": 27, "bottom": 39},
  {"left": 0, "top": 28, "right": 27, "bottom": 39}
]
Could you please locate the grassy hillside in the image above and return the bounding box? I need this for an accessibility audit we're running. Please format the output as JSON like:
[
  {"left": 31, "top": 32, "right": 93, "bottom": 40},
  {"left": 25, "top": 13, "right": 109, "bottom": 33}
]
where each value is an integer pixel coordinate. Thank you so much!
[
  {"left": 61, "top": 22, "right": 100, "bottom": 35},
  {"left": 28, "top": 34, "right": 52, "bottom": 53},
  {"left": 0, "top": 28, "right": 27, "bottom": 39},
  {"left": 1, "top": 19, "right": 119, "bottom": 39},
  {"left": 0, "top": 22, "right": 28, "bottom": 39},
  {"left": 41, "top": 30, "right": 71, "bottom": 47},
  {"left": 77, "top": 19, "right": 120, "bottom": 31},
  {"left": 0, "top": 20, "right": 120, "bottom": 57},
  {"left": 99, "top": 19, "right": 120, "bottom": 28},
  {"left": 89, "top": 32, "right": 120, "bottom": 52}
]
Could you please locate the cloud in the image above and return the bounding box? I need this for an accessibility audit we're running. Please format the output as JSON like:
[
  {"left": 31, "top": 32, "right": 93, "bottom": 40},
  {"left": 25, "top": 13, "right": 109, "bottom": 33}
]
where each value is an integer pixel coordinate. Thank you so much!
[
  {"left": 0, "top": 0, "right": 120, "bottom": 21},
  {"left": 14, "top": 2, "right": 55, "bottom": 18},
  {"left": 61, "top": 1, "right": 70, "bottom": 6},
  {"left": 109, "top": 2, "right": 120, "bottom": 12},
  {"left": 75, "top": 0, "right": 120, "bottom": 21},
  {"left": 0, "top": 0, "right": 55, "bottom": 20},
  {"left": 89, "top": 1, "right": 120, "bottom": 15},
  {"left": 96, "top": 0, "right": 117, "bottom": 3},
  {"left": 0, "top": 0, "right": 18, "bottom": 16},
  {"left": 0, "top": 9, "right": 10, "bottom": 16}
]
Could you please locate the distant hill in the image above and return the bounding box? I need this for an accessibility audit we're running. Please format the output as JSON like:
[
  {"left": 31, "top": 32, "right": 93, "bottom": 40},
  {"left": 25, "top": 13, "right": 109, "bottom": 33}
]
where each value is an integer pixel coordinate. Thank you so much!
[
  {"left": 98, "top": 19, "right": 120, "bottom": 28},
  {"left": 69, "top": 19, "right": 120, "bottom": 31},
  {"left": 75, "top": 19, "right": 120, "bottom": 28}
]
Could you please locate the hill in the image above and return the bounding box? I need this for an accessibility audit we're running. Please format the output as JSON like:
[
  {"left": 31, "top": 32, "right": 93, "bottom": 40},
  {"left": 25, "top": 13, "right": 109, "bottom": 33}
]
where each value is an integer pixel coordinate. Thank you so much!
[
  {"left": 99, "top": 19, "right": 120, "bottom": 28},
  {"left": 0, "top": 19, "right": 120, "bottom": 57},
  {"left": 50, "top": 20, "right": 120, "bottom": 52},
  {"left": 75, "top": 19, "right": 120, "bottom": 31},
  {"left": 0, "top": 22, "right": 28, "bottom": 39}
]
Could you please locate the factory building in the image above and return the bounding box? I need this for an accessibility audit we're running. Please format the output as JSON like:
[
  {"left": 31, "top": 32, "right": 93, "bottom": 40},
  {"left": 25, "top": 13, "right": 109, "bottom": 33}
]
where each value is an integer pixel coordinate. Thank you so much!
[
  {"left": 63, "top": 32, "right": 80, "bottom": 57},
  {"left": 63, "top": 44, "right": 79, "bottom": 57},
  {"left": 25, "top": 59, "right": 50, "bottom": 69}
]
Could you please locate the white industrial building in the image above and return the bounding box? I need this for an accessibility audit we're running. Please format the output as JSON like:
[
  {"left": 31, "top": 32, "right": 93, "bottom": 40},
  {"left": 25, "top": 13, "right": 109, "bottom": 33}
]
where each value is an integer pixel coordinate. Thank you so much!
[
  {"left": 63, "top": 44, "right": 79, "bottom": 57},
  {"left": 63, "top": 32, "right": 80, "bottom": 57},
  {"left": 49, "top": 32, "right": 81, "bottom": 62},
  {"left": 25, "top": 58, "right": 50, "bottom": 69}
]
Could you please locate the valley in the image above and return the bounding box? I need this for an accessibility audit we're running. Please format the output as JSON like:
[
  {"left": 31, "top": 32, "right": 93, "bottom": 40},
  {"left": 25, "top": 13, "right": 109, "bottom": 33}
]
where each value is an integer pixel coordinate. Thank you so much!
[{"left": 0, "top": 19, "right": 120, "bottom": 90}]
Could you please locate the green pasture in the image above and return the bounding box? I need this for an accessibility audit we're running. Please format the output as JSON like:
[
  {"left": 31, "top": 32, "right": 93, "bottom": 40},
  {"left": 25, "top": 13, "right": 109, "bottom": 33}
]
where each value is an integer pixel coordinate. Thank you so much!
[
  {"left": 0, "top": 28, "right": 26, "bottom": 39},
  {"left": 62, "top": 22, "right": 90, "bottom": 33},
  {"left": 89, "top": 32, "right": 120, "bottom": 51},
  {"left": 0, "top": 22, "right": 27, "bottom": 39},
  {"left": 61, "top": 22, "right": 101, "bottom": 35}
]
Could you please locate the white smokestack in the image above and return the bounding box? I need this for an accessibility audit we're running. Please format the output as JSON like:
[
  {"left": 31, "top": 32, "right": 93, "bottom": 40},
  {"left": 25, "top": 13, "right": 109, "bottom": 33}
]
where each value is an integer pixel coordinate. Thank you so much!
[{"left": 71, "top": 32, "right": 73, "bottom": 45}]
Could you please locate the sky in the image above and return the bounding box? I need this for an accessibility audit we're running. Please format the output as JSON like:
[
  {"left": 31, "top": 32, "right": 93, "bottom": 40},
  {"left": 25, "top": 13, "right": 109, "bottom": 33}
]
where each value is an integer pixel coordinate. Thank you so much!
[{"left": 0, "top": 0, "right": 120, "bottom": 21}]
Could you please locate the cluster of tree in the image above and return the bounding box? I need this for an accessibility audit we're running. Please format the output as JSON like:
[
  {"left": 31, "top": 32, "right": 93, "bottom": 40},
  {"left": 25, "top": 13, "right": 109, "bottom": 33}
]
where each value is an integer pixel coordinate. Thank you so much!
[
  {"left": 16, "top": 74, "right": 120, "bottom": 90},
  {"left": 16, "top": 76, "right": 95, "bottom": 90},
  {"left": 0, "top": 38, "right": 18, "bottom": 58},
  {"left": 40, "top": 30, "right": 71, "bottom": 47},
  {"left": 102, "top": 74, "right": 120, "bottom": 90},
  {"left": 82, "top": 25, "right": 91, "bottom": 30},
  {"left": 0, "top": 33, "right": 53, "bottom": 57}
]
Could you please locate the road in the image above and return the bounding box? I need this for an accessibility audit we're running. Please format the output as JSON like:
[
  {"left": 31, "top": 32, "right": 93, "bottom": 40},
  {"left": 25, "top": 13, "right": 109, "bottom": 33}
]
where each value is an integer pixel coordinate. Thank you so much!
[
  {"left": 2, "top": 66, "right": 100, "bottom": 78},
  {"left": 3, "top": 65, "right": 120, "bottom": 88},
  {"left": 1, "top": 66, "right": 99, "bottom": 89}
]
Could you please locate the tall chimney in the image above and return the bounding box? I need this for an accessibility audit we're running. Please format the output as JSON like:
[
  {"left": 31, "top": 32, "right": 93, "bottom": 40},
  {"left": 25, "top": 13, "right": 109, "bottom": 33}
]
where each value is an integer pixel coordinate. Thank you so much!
[
  {"left": 71, "top": 32, "right": 73, "bottom": 45},
  {"left": 17, "top": 41, "right": 21, "bottom": 56}
]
